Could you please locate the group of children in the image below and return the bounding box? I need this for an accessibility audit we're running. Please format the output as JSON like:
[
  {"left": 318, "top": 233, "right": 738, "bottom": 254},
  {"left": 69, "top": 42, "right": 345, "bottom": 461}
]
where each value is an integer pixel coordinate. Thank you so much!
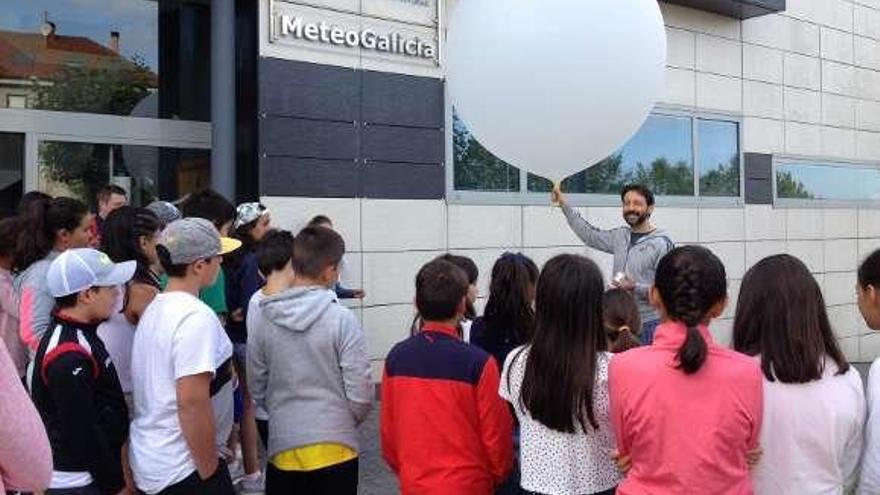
[
  {"left": 381, "top": 246, "right": 880, "bottom": 495},
  {"left": 6, "top": 185, "right": 880, "bottom": 495},
  {"left": 0, "top": 187, "right": 372, "bottom": 494}
]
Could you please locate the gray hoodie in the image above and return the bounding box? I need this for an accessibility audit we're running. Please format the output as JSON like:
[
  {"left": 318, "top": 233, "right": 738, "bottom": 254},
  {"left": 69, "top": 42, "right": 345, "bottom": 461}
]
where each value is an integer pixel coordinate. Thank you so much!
[
  {"left": 247, "top": 286, "right": 373, "bottom": 458},
  {"left": 562, "top": 204, "right": 674, "bottom": 323}
]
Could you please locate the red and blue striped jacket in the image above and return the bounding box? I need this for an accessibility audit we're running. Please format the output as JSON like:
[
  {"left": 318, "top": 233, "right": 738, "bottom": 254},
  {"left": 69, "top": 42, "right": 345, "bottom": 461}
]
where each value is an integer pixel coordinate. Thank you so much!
[{"left": 381, "top": 322, "right": 513, "bottom": 495}]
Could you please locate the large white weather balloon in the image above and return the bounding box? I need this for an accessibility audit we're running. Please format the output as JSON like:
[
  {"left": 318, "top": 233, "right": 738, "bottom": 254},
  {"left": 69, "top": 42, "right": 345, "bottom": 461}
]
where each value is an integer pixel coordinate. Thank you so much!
[{"left": 446, "top": 0, "right": 667, "bottom": 183}]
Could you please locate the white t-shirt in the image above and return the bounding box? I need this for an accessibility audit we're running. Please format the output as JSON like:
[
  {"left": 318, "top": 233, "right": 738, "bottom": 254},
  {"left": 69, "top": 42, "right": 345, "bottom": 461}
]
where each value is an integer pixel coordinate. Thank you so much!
[
  {"left": 755, "top": 357, "right": 864, "bottom": 495},
  {"left": 97, "top": 288, "right": 134, "bottom": 393},
  {"left": 245, "top": 290, "right": 268, "bottom": 421},
  {"left": 500, "top": 346, "right": 620, "bottom": 495},
  {"left": 859, "top": 358, "right": 880, "bottom": 495},
  {"left": 129, "top": 291, "right": 234, "bottom": 494}
]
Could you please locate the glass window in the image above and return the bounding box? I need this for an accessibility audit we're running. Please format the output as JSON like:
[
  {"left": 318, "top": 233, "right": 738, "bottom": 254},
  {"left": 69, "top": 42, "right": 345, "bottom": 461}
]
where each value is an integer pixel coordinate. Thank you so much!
[
  {"left": 38, "top": 141, "right": 210, "bottom": 207},
  {"left": 453, "top": 110, "right": 520, "bottom": 192},
  {"left": 528, "top": 115, "right": 695, "bottom": 195},
  {"left": 776, "top": 162, "right": 880, "bottom": 202},
  {"left": 6, "top": 95, "right": 27, "bottom": 108},
  {"left": 698, "top": 119, "right": 740, "bottom": 197},
  {"left": 0, "top": 1, "right": 210, "bottom": 121},
  {"left": 452, "top": 111, "right": 740, "bottom": 200}
]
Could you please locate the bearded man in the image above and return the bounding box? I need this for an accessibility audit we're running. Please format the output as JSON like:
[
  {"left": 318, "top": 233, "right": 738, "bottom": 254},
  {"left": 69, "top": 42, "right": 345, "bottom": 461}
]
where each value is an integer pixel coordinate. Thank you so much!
[{"left": 552, "top": 184, "right": 674, "bottom": 344}]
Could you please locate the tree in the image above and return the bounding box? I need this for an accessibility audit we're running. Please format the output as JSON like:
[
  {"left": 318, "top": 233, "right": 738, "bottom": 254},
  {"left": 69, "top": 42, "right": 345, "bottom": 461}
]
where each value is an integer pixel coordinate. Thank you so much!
[
  {"left": 32, "top": 57, "right": 155, "bottom": 202},
  {"left": 453, "top": 112, "right": 520, "bottom": 192},
  {"left": 33, "top": 55, "right": 154, "bottom": 114},
  {"left": 632, "top": 157, "right": 694, "bottom": 196},
  {"left": 776, "top": 170, "right": 814, "bottom": 199},
  {"left": 700, "top": 156, "right": 740, "bottom": 197}
]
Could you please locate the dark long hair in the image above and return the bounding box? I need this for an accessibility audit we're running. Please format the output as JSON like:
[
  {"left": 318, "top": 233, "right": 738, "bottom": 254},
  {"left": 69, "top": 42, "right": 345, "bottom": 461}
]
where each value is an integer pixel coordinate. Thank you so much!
[
  {"left": 603, "top": 288, "right": 642, "bottom": 353},
  {"left": 518, "top": 254, "right": 607, "bottom": 433},
  {"left": 733, "top": 254, "right": 848, "bottom": 383},
  {"left": 101, "top": 206, "right": 161, "bottom": 287},
  {"left": 17, "top": 191, "right": 51, "bottom": 216},
  {"left": 13, "top": 196, "right": 88, "bottom": 273},
  {"left": 654, "top": 245, "right": 727, "bottom": 374},
  {"left": 859, "top": 248, "right": 880, "bottom": 289},
  {"left": 483, "top": 252, "right": 539, "bottom": 346},
  {"left": 437, "top": 254, "right": 478, "bottom": 320}
]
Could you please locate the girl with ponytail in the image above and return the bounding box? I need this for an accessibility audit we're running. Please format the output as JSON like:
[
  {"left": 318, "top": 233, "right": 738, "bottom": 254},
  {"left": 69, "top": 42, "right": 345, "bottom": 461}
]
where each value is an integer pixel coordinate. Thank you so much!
[
  {"left": 13, "top": 196, "right": 91, "bottom": 353},
  {"left": 602, "top": 288, "right": 642, "bottom": 353},
  {"left": 608, "top": 245, "right": 763, "bottom": 495}
]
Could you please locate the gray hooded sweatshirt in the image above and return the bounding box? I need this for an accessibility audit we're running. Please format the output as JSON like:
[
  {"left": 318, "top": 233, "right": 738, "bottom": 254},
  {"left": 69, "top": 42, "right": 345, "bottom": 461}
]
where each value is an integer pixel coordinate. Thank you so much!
[
  {"left": 247, "top": 286, "right": 373, "bottom": 458},
  {"left": 562, "top": 203, "right": 674, "bottom": 323}
]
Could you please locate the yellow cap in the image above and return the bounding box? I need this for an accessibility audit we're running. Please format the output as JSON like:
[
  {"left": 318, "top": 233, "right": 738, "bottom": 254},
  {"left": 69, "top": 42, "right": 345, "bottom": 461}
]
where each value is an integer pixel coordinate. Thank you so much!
[{"left": 220, "top": 236, "right": 242, "bottom": 255}]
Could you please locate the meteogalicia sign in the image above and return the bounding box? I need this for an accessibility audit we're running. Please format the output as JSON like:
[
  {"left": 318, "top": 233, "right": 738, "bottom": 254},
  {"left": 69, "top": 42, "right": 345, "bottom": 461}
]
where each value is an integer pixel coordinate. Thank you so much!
[{"left": 277, "top": 14, "right": 437, "bottom": 60}]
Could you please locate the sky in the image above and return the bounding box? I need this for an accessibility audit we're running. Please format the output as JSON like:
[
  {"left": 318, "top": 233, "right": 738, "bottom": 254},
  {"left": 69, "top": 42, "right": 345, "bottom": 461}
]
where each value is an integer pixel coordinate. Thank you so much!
[
  {"left": 779, "top": 163, "right": 880, "bottom": 200},
  {"left": 2, "top": 0, "right": 159, "bottom": 70}
]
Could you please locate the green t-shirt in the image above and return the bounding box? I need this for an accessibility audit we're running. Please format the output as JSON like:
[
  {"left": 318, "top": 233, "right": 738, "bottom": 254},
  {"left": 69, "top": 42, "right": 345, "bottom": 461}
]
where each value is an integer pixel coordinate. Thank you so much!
[{"left": 158, "top": 269, "right": 228, "bottom": 315}]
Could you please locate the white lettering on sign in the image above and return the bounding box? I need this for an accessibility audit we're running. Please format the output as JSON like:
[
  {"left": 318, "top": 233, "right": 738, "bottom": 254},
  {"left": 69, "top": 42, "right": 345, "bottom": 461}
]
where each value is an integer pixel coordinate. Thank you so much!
[{"left": 279, "top": 15, "right": 436, "bottom": 60}]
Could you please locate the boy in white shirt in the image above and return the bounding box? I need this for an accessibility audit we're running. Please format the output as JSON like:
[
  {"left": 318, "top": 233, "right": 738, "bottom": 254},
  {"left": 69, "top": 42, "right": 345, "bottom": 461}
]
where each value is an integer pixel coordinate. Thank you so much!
[{"left": 129, "top": 218, "right": 241, "bottom": 494}]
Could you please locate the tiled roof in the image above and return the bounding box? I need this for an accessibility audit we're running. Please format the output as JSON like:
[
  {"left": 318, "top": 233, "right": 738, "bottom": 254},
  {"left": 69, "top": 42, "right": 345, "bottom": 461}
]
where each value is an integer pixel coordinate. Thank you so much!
[{"left": 0, "top": 29, "right": 138, "bottom": 80}]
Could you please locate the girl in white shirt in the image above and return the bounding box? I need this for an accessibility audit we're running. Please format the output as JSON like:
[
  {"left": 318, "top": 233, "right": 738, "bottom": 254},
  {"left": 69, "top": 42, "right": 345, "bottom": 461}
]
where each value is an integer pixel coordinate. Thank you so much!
[
  {"left": 858, "top": 248, "right": 880, "bottom": 495},
  {"left": 733, "top": 254, "right": 864, "bottom": 495},
  {"left": 500, "top": 254, "right": 620, "bottom": 495}
]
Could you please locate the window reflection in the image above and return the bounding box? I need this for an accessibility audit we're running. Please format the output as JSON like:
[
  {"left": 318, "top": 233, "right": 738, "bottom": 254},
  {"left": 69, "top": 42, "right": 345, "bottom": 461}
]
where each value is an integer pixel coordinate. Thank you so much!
[
  {"left": 776, "top": 162, "right": 880, "bottom": 201},
  {"left": 453, "top": 110, "right": 742, "bottom": 198},
  {"left": 533, "top": 115, "right": 696, "bottom": 196},
  {"left": 453, "top": 110, "right": 521, "bottom": 192},
  {"left": 38, "top": 141, "right": 210, "bottom": 206},
  {"left": 0, "top": 0, "right": 211, "bottom": 122},
  {"left": 0, "top": 1, "right": 159, "bottom": 116},
  {"left": 698, "top": 119, "right": 740, "bottom": 197}
]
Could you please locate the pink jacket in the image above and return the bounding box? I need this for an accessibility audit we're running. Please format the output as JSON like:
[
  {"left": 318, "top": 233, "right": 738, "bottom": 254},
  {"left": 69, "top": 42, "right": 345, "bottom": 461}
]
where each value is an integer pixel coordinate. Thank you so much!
[
  {"left": 609, "top": 322, "right": 763, "bottom": 495},
  {"left": 0, "top": 338, "right": 52, "bottom": 492},
  {"left": 0, "top": 268, "right": 26, "bottom": 376}
]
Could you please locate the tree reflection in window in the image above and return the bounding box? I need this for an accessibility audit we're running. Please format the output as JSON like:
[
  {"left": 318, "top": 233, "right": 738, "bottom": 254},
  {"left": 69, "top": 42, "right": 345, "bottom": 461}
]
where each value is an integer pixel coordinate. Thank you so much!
[
  {"left": 774, "top": 162, "right": 880, "bottom": 201},
  {"left": 698, "top": 120, "right": 739, "bottom": 197},
  {"left": 776, "top": 170, "right": 814, "bottom": 199},
  {"left": 453, "top": 111, "right": 520, "bottom": 192},
  {"left": 454, "top": 112, "right": 743, "bottom": 198}
]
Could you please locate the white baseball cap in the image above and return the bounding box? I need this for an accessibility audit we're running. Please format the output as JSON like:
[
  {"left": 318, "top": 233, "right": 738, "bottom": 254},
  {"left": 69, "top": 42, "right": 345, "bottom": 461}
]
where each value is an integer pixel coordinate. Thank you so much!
[{"left": 46, "top": 248, "right": 137, "bottom": 298}]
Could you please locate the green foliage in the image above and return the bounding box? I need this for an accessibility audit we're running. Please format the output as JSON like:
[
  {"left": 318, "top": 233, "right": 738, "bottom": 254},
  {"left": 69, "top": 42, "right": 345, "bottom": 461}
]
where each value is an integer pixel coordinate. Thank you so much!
[
  {"left": 776, "top": 170, "right": 814, "bottom": 199},
  {"left": 453, "top": 112, "right": 743, "bottom": 198},
  {"left": 699, "top": 156, "right": 740, "bottom": 197},
  {"left": 453, "top": 113, "right": 520, "bottom": 192},
  {"left": 33, "top": 56, "right": 154, "bottom": 203}
]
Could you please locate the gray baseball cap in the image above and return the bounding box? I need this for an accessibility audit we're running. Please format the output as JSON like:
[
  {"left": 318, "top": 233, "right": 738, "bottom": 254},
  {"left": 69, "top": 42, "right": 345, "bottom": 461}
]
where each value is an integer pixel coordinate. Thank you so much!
[
  {"left": 46, "top": 248, "right": 137, "bottom": 297},
  {"left": 146, "top": 200, "right": 182, "bottom": 226},
  {"left": 159, "top": 217, "right": 241, "bottom": 265}
]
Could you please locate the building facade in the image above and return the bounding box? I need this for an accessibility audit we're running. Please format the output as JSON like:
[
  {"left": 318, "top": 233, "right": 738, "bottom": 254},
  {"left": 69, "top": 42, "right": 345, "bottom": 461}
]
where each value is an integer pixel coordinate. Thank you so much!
[{"left": 4, "top": 0, "right": 880, "bottom": 376}]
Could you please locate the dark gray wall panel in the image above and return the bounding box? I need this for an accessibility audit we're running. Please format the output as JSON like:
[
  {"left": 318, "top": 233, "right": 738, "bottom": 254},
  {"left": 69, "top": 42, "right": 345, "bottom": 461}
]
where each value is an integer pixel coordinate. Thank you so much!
[
  {"left": 362, "top": 125, "right": 443, "bottom": 164},
  {"left": 257, "top": 57, "right": 446, "bottom": 199},
  {"left": 261, "top": 117, "right": 358, "bottom": 159},
  {"left": 260, "top": 58, "right": 359, "bottom": 121},
  {"left": 362, "top": 161, "right": 444, "bottom": 199},
  {"left": 362, "top": 71, "right": 443, "bottom": 128},
  {"left": 744, "top": 152, "right": 773, "bottom": 204},
  {"left": 261, "top": 157, "right": 359, "bottom": 197},
  {"left": 664, "top": 0, "right": 785, "bottom": 19}
]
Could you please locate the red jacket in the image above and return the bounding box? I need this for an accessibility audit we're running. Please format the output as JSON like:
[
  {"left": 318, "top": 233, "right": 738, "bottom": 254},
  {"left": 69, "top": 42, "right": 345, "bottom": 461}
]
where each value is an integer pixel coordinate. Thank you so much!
[{"left": 381, "top": 322, "right": 513, "bottom": 495}]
